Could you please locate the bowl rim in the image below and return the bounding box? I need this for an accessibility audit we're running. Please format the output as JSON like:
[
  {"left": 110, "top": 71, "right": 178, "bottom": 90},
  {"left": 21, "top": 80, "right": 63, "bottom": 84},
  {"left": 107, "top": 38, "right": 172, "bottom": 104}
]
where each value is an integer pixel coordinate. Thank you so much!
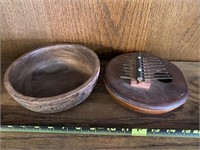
[{"left": 4, "top": 44, "right": 100, "bottom": 103}]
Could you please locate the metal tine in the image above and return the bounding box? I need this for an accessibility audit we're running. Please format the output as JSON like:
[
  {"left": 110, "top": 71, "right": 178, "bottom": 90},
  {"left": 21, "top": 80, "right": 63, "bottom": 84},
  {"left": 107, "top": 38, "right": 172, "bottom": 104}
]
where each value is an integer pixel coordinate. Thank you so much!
[
  {"left": 145, "top": 77, "right": 173, "bottom": 80},
  {"left": 143, "top": 70, "right": 165, "bottom": 73},
  {"left": 143, "top": 62, "right": 162, "bottom": 65},
  {"left": 143, "top": 65, "right": 165, "bottom": 69},
  {"left": 151, "top": 73, "right": 170, "bottom": 76},
  {"left": 123, "top": 66, "right": 130, "bottom": 70},
  {"left": 123, "top": 69, "right": 132, "bottom": 71},
  {"left": 142, "top": 60, "right": 160, "bottom": 62},
  {"left": 142, "top": 56, "right": 159, "bottom": 58},
  {"left": 143, "top": 62, "right": 163, "bottom": 65},
  {"left": 124, "top": 68, "right": 135, "bottom": 71},
  {"left": 123, "top": 63, "right": 130, "bottom": 66},
  {"left": 143, "top": 72, "right": 169, "bottom": 75},
  {"left": 143, "top": 66, "right": 166, "bottom": 70},
  {"left": 143, "top": 68, "right": 166, "bottom": 72},
  {"left": 122, "top": 69, "right": 130, "bottom": 72},
  {"left": 120, "top": 76, "right": 135, "bottom": 80},
  {"left": 123, "top": 65, "right": 130, "bottom": 68},
  {"left": 142, "top": 59, "right": 159, "bottom": 62},
  {"left": 142, "top": 59, "right": 159, "bottom": 61},
  {"left": 144, "top": 75, "right": 171, "bottom": 78},
  {"left": 145, "top": 74, "right": 171, "bottom": 77}
]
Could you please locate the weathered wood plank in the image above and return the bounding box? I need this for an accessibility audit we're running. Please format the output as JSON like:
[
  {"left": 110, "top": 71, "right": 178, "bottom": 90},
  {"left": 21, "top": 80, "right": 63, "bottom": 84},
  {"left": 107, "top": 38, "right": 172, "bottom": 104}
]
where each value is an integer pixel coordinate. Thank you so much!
[{"left": 1, "top": 132, "right": 199, "bottom": 150}]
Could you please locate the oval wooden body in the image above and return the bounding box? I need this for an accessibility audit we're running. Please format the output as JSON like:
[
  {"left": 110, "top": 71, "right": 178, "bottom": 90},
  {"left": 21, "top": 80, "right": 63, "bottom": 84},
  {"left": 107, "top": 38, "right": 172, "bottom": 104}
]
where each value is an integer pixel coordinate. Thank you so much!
[
  {"left": 4, "top": 44, "right": 100, "bottom": 113},
  {"left": 104, "top": 53, "right": 189, "bottom": 114}
]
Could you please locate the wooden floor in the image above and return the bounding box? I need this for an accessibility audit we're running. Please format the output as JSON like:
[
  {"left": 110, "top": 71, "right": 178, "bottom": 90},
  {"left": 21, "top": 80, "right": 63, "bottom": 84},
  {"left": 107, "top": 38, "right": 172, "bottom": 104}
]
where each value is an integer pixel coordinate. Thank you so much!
[{"left": 1, "top": 58, "right": 200, "bottom": 149}]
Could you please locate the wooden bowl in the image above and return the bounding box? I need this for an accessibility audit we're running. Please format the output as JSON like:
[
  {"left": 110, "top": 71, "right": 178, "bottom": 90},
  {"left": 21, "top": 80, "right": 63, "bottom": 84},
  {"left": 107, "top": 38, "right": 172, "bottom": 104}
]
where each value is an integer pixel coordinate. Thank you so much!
[{"left": 4, "top": 44, "right": 100, "bottom": 113}]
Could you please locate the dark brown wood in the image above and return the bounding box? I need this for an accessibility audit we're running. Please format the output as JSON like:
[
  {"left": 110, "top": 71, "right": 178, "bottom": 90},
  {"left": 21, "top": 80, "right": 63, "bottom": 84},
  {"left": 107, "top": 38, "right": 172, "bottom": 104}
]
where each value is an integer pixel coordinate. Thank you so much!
[
  {"left": 3, "top": 44, "right": 100, "bottom": 113},
  {"left": 1, "top": 132, "right": 199, "bottom": 150},
  {"left": 1, "top": 0, "right": 200, "bottom": 61},
  {"left": 1, "top": 59, "right": 199, "bottom": 129},
  {"left": 1, "top": 59, "right": 199, "bottom": 149},
  {"left": 104, "top": 53, "right": 189, "bottom": 114}
]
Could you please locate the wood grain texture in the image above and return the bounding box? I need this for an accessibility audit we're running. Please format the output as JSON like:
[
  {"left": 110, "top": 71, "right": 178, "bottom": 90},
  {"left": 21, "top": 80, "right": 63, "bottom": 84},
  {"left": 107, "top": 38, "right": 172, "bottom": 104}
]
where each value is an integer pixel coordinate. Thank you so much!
[
  {"left": 1, "top": 59, "right": 200, "bottom": 149},
  {"left": 104, "top": 53, "right": 189, "bottom": 114},
  {"left": 1, "top": 59, "right": 199, "bottom": 128},
  {"left": 1, "top": 132, "right": 199, "bottom": 150},
  {"left": 1, "top": 0, "right": 200, "bottom": 60},
  {"left": 3, "top": 44, "right": 100, "bottom": 113}
]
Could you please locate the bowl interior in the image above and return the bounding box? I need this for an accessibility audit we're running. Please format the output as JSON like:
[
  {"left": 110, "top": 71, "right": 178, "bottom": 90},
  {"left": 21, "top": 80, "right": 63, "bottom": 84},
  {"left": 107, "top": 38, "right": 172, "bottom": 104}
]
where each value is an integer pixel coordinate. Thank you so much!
[{"left": 8, "top": 45, "right": 97, "bottom": 98}]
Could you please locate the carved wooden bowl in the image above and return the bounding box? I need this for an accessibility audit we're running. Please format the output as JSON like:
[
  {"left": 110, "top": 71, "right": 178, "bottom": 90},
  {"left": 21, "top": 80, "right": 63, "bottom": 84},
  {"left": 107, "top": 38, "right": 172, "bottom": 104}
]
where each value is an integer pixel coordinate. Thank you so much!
[{"left": 4, "top": 44, "right": 100, "bottom": 113}]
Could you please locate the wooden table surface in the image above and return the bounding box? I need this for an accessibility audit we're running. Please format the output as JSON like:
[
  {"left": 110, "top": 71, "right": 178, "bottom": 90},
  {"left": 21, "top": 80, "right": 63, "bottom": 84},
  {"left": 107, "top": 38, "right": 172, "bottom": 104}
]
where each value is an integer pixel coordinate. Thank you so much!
[{"left": 1, "top": 58, "right": 200, "bottom": 150}]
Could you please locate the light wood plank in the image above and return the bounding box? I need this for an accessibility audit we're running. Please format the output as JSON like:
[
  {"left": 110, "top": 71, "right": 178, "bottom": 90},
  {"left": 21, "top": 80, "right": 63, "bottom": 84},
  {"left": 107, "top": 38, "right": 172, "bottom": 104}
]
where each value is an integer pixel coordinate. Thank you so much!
[{"left": 1, "top": 0, "right": 200, "bottom": 60}]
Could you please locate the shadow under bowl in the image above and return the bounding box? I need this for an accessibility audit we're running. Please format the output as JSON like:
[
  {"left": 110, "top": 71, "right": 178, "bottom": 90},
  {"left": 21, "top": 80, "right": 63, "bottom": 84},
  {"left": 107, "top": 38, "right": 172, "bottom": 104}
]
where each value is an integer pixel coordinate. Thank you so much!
[{"left": 4, "top": 44, "right": 100, "bottom": 113}]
